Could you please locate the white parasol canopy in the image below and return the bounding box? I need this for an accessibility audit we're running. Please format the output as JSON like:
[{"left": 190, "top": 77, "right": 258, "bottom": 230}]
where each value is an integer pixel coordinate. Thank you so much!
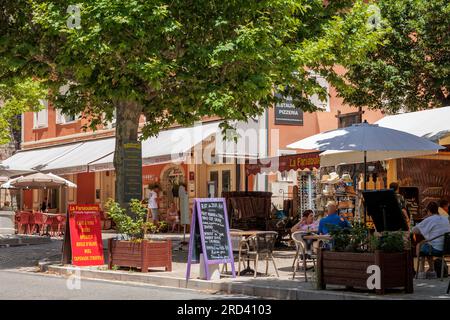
[
  {"left": 0, "top": 164, "right": 35, "bottom": 178},
  {"left": 1, "top": 172, "right": 77, "bottom": 189},
  {"left": 287, "top": 121, "right": 444, "bottom": 167}
]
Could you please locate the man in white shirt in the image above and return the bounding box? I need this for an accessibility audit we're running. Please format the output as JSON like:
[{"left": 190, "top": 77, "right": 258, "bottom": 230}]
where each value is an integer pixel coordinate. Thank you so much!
[
  {"left": 413, "top": 201, "right": 450, "bottom": 279},
  {"left": 147, "top": 186, "right": 159, "bottom": 223}
]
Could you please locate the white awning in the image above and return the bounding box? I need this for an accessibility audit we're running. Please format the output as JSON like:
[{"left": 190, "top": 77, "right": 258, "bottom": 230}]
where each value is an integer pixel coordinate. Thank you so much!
[
  {"left": 1, "top": 143, "right": 83, "bottom": 171},
  {"left": 88, "top": 121, "right": 221, "bottom": 171},
  {"left": 2, "top": 121, "right": 265, "bottom": 173},
  {"left": 375, "top": 106, "right": 450, "bottom": 142},
  {"left": 214, "top": 119, "right": 261, "bottom": 159},
  {"left": 41, "top": 138, "right": 116, "bottom": 174}
]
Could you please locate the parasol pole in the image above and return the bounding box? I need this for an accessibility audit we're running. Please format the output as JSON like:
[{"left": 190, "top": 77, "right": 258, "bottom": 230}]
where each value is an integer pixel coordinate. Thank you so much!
[{"left": 363, "top": 150, "right": 367, "bottom": 225}]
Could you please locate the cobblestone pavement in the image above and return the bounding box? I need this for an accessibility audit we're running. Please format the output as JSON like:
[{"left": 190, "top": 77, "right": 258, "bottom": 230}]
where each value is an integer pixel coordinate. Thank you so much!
[{"left": 0, "top": 239, "right": 62, "bottom": 270}]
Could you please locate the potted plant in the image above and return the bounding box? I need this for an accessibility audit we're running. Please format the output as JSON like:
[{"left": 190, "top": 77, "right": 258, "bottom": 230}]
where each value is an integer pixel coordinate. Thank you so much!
[
  {"left": 317, "top": 223, "right": 413, "bottom": 294},
  {"left": 106, "top": 198, "right": 172, "bottom": 272}
]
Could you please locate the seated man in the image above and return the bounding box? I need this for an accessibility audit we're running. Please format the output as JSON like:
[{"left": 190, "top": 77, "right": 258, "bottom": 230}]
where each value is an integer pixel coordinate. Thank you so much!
[
  {"left": 413, "top": 201, "right": 450, "bottom": 279},
  {"left": 318, "top": 201, "right": 351, "bottom": 235}
]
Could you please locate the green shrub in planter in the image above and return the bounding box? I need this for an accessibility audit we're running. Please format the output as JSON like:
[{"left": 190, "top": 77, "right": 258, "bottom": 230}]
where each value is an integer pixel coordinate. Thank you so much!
[{"left": 105, "top": 198, "right": 165, "bottom": 241}]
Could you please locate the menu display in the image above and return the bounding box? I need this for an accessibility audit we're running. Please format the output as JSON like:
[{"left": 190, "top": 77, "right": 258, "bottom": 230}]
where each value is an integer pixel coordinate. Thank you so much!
[
  {"left": 68, "top": 204, "right": 104, "bottom": 266},
  {"left": 186, "top": 198, "right": 235, "bottom": 280},
  {"left": 199, "top": 201, "right": 230, "bottom": 260}
]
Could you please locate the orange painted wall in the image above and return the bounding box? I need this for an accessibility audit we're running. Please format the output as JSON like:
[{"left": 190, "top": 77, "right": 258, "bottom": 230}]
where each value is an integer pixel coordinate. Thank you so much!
[
  {"left": 142, "top": 163, "right": 188, "bottom": 186},
  {"left": 76, "top": 172, "right": 95, "bottom": 204}
]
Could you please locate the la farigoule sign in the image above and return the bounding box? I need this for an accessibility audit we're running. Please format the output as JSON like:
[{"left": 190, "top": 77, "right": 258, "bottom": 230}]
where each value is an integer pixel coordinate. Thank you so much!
[{"left": 68, "top": 204, "right": 104, "bottom": 266}]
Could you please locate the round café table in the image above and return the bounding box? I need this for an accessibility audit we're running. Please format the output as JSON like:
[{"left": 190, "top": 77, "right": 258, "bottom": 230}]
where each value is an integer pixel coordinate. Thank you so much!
[{"left": 229, "top": 230, "right": 266, "bottom": 276}]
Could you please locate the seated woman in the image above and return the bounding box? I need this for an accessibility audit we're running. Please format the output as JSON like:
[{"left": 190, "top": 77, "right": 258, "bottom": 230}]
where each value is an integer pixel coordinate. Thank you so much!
[
  {"left": 291, "top": 210, "right": 319, "bottom": 257},
  {"left": 291, "top": 209, "right": 319, "bottom": 233},
  {"left": 166, "top": 202, "right": 180, "bottom": 233}
]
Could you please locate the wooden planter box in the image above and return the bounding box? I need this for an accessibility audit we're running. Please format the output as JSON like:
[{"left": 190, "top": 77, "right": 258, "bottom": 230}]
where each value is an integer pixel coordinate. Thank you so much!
[
  {"left": 108, "top": 239, "right": 172, "bottom": 272},
  {"left": 317, "top": 249, "right": 414, "bottom": 294}
]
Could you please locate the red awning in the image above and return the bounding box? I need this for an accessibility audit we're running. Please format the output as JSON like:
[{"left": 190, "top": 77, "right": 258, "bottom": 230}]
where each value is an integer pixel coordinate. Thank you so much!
[{"left": 245, "top": 152, "right": 321, "bottom": 175}]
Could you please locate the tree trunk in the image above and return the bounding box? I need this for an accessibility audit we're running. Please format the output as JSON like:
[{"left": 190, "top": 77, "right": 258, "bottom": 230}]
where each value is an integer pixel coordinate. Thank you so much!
[{"left": 113, "top": 100, "right": 143, "bottom": 212}]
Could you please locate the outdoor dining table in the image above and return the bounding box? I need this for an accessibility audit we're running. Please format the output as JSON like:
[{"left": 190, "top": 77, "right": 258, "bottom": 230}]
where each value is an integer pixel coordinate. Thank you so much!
[
  {"left": 302, "top": 234, "right": 332, "bottom": 241},
  {"left": 229, "top": 230, "right": 266, "bottom": 276}
]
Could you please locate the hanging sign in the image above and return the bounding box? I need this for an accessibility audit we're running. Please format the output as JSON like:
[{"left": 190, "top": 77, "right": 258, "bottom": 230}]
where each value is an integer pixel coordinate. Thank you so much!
[
  {"left": 274, "top": 94, "right": 303, "bottom": 126},
  {"left": 68, "top": 204, "right": 104, "bottom": 266},
  {"left": 186, "top": 198, "right": 235, "bottom": 280}
]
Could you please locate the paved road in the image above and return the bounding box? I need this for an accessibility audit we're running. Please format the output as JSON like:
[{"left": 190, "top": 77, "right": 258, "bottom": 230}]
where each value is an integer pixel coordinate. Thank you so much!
[
  {"left": 0, "top": 239, "right": 62, "bottom": 270},
  {"left": 0, "top": 270, "right": 257, "bottom": 300},
  {"left": 0, "top": 240, "right": 258, "bottom": 300}
]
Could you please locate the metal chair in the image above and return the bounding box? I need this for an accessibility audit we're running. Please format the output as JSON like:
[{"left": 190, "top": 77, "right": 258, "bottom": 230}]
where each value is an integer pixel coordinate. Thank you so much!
[
  {"left": 291, "top": 231, "right": 317, "bottom": 281},
  {"left": 239, "top": 231, "right": 279, "bottom": 278},
  {"left": 416, "top": 232, "right": 450, "bottom": 281},
  {"left": 221, "top": 229, "right": 247, "bottom": 274}
]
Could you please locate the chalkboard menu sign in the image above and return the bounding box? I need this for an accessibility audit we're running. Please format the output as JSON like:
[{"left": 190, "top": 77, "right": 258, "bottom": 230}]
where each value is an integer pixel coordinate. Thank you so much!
[
  {"left": 199, "top": 201, "right": 230, "bottom": 260},
  {"left": 186, "top": 198, "right": 235, "bottom": 280}
]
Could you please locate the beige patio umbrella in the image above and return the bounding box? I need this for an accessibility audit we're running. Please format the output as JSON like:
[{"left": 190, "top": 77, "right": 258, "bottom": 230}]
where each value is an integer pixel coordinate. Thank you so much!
[
  {"left": 1, "top": 172, "right": 77, "bottom": 211},
  {"left": 1, "top": 172, "right": 77, "bottom": 189}
]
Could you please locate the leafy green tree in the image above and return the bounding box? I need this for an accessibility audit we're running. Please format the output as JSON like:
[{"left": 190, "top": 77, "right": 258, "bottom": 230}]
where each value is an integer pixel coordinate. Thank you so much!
[
  {"left": 0, "top": 0, "right": 384, "bottom": 207},
  {"left": 331, "top": 0, "right": 450, "bottom": 112}
]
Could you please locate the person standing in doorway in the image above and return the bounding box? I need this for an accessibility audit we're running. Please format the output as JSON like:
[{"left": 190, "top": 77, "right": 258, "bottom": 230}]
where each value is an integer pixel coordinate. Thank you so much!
[
  {"left": 147, "top": 185, "right": 160, "bottom": 224},
  {"left": 41, "top": 197, "right": 48, "bottom": 212}
]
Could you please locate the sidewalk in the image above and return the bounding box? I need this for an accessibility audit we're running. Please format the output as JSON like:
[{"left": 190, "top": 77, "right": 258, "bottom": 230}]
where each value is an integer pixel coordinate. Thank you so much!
[{"left": 40, "top": 232, "right": 450, "bottom": 300}]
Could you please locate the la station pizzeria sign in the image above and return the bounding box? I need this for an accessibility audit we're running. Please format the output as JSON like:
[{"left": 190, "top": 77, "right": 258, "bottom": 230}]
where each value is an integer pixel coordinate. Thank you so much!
[{"left": 68, "top": 204, "right": 104, "bottom": 266}]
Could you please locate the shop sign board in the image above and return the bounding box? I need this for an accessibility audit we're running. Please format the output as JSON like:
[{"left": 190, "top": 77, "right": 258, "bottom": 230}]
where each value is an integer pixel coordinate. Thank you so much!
[
  {"left": 274, "top": 94, "right": 303, "bottom": 126},
  {"left": 186, "top": 198, "right": 235, "bottom": 280},
  {"left": 68, "top": 204, "right": 104, "bottom": 266}
]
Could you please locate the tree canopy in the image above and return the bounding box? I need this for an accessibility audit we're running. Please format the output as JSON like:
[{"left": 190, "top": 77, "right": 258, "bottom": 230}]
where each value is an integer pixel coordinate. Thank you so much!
[
  {"left": 1, "top": 0, "right": 385, "bottom": 138},
  {"left": 331, "top": 0, "right": 450, "bottom": 112}
]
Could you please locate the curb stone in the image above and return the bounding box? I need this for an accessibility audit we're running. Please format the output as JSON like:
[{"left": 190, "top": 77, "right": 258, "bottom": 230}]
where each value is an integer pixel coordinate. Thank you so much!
[{"left": 44, "top": 264, "right": 397, "bottom": 300}]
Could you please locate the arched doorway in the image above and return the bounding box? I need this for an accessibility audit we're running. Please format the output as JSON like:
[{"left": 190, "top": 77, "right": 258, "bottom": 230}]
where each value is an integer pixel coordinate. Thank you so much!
[{"left": 159, "top": 164, "right": 186, "bottom": 213}]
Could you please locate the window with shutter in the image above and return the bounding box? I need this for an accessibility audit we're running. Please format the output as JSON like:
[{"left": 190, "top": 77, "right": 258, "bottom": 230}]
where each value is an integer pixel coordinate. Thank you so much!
[
  {"left": 308, "top": 72, "right": 330, "bottom": 112},
  {"left": 34, "top": 99, "right": 48, "bottom": 128}
]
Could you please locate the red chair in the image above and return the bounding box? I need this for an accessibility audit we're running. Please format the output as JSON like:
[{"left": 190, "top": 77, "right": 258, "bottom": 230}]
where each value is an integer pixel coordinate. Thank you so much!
[
  {"left": 32, "top": 212, "right": 47, "bottom": 235},
  {"left": 17, "top": 212, "right": 31, "bottom": 234},
  {"left": 51, "top": 214, "right": 66, "bottom": 236},
  {"left": 43, "top": 215, "right": 54, "bottom": 236}
]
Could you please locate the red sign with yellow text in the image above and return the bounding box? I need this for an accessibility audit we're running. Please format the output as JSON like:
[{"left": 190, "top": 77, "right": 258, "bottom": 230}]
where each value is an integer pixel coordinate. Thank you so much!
[{"left": 68, "top": 204, "right": 104, "bottom": 266}]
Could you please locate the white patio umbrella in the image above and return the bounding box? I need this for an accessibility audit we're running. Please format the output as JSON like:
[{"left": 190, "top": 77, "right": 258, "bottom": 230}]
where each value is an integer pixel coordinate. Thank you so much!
[
  {"left": 0, "top": 164, "right": 35, "bottom": 178},
  {"left": 1, "top": 172, "right": 77, "bottom": 189},
  {"left": 1, "top": 172, "right": 77, "bottom": 212},
  {"left": 287, "top": 121, "right": 444, "bottom": 222}
]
